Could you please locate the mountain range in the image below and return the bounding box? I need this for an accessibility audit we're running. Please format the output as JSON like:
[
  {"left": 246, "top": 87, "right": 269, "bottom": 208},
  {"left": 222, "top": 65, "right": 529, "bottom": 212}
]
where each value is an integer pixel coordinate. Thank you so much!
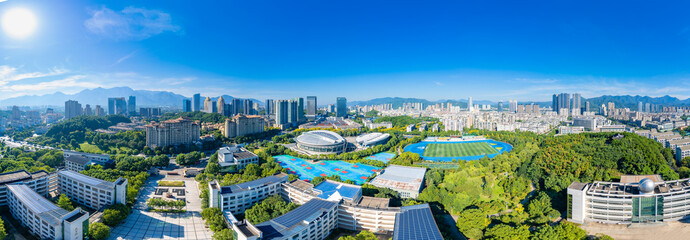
[
  {"left": 2, "top": 87, "right": 690, "bottom": 110},
  {"left": 0, "top": 87, "right": 262, "bottom": 108}
]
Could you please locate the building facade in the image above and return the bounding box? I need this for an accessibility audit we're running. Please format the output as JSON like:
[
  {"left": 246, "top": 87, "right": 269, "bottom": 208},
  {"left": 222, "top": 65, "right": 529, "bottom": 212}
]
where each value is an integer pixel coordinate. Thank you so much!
[
  {"left": 336, "top": 97, "right": 347, "bottom": 117},
  {"left": 223, "top": 114, "right": 266, "bottom": 138},
  {"left": 0, "top": 170, "right": 57, "bottom": 206},
  {"left": 217, "top": 145, "right": 259, "bottom": 172},
  {"left": 145, "top": 117, "right": 201, "bottom": 148},
  {"left": 209, "top": 173, "right": 289, "bottom": 214},
  {"left": 57, "top": 170, "right": 128, "bottom": 210}
]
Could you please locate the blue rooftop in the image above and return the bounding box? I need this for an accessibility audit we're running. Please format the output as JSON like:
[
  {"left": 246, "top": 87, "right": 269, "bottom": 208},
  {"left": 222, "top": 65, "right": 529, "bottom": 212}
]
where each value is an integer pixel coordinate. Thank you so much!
[
  {"left": 393, "top": 204, "right": 443, "bottom": 240},
  {"left": 220, "top": 173, "right": 288, "bottom": 194},
  {"left": 314, "top": 180, "right": 361, "bottom": 202},
  {"left": 255, "top": 199, "right": 338, "bottom": 240}
]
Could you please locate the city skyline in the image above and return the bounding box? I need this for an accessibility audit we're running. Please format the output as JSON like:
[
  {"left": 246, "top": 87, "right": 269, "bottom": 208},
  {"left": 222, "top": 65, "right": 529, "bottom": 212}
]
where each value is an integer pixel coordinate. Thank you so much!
[{"left": 2, "top": 1, "right": 690, "bottom": 101}]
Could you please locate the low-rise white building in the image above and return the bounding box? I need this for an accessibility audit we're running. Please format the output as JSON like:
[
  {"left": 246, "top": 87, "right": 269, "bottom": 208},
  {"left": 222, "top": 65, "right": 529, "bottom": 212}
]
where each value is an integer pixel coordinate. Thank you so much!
[
  {"left": 7, "top": 184, "right": 89, "bottom": 240},
  {"left": 57, "top": 170, "right": 128, "bottom": 210},
  {"left": 217, "top": 146, "right": 259, "bottom": 172},
  {"left": 209, "top": 173, "right": 288, "bottom": 214},
  {"left": 63, "top": 151, "right": 111, "bottom": 172},
  {"left": 369, "top": 165, "right": 426, "bottom": 198},
  {"left": 677, "top": 145, "right": 690, "bottom": 162},
  {"left": 0, "top": 170, "right": 57, "bottom": 206}
]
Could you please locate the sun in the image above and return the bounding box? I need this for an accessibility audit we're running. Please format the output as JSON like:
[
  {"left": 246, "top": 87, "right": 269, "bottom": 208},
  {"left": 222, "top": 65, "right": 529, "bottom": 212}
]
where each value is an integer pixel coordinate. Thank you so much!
[{"left": 2, "top": 8, "right": 38, "bottom": 39}]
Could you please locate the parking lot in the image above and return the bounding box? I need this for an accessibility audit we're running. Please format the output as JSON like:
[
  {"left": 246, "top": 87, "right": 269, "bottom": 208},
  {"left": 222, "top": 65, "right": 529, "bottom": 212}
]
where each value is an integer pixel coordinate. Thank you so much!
[{"left": 108, "top": 176, "right": 213, "bottom": 240}]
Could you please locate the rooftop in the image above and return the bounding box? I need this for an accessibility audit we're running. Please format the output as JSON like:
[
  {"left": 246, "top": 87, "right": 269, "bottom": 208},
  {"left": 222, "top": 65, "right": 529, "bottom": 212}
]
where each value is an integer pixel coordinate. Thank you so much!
[
  {"left": 7, "top": 184, "right": 69, "bottom": 226},
  {"left": 393, "top": 204, "right": 443, "bottom": 240},
  {"left": 220, "top": 173, "right": 288, "bottom": 194},
  {"left": 65, "top": 155, "right": 90, "bottom": 165},
  {"left": 255, "top": 199, "right": 338, "bottom": 240},
  {"left": 313, "top": 180, "right": 361, "bottom": 202},
  {"left": 294, "top": 130, "right": 345, "bottom": 146},
  {"left": 370, "top": 165, "right": 426, "bottom": 191},
  {"left": 620, "top": 175, "right": 664, "bottom": 184},
  {"left": 58, "top": 170, "right": 114, "bottom": 189},
  {"left": 357, "top": 196, "right": 390, "bottom": 209},
  {"left": 0, "top": 170, "right": 50, "bottom": 185}
]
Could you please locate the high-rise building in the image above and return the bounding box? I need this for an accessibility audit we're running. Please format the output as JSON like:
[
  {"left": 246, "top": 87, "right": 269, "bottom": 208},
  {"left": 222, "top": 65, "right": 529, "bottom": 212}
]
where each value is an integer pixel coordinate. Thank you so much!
[
  {"left": 265, "top": 99, "right": 273, "bottom": 116},
  {"left": 192, "top": 93, "right": 201, "bottom": 112},
  {"left": 585, "top": 101, "right": 590, "bottom": 113},
  {"left": 223, "top": 114, "right": 266, "bottom": 138},
  {"left": 64, "top": 100, "right": 82, "bottom": 119},
  {"left": 217, "top": 97, "right": 225, "bottom": 116},
  {"left": 128, "top": 96, "right": 136, "bottom": 116},
  {"left": 306, "top": 96, "right": 317, "bottom": 117},
  {"left": 645, "top": 103, "right": 651, "bottom": 113},
  {"left": 509, "top": 100, "right": 518, "bottom": 113},
  {"left": 108, "top": 97, "right": 127, "bottom": 115},
  {"left": 183, "top": 99, "right": 192, "bottom": 112},
  {"left": 145, "top": 117, "right": 200, "bottom": 148},
  {"left": 497, "top": 101, "right": 503, "bottom": 112},
  {"left": 571, "top": 93, "right": 581, "bottom": 115},
  {"left": 336, "top": 97, "right": 347, "bottom": 117},
  {"left": 295, "top": 97, "right": 305, "bottom": 122},
  {"left": 468, "top": 97, "right": 473, "bottom": 111},
  {"left": 95, "top": 105, "right": 105, "bottom": 116},
  {"left": 243, "top": 99, "right": 253, "bottom": 115},
  {"left": 204, "top": 97, "right": 213, "bottom": 113},
  {"left": 84, "top": 104, "right": 93, "bottom": 116},
  {"left": 607, "top": 102, "right": 615, "bottom": 114},
  {"left": 275, "top": 100, "right": 289, "bottom": 127},
  {"left": 288, "top": 99, "right": 298, "bottom": 124},
  {"left": 638, "top": 102, "right": 644, "bottom": 112}
]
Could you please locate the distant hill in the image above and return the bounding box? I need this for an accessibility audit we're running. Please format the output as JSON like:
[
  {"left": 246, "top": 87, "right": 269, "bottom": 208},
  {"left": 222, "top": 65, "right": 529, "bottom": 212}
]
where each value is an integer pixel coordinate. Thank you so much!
[
  {"left": 0, "top": 87, "right": 262, "bottom": 108},
  {"left": 349, "top": 97, "right": 547, "bottom": 108},
  {"left": 583, "top": 95, "right": 690, "bottom": 110}
]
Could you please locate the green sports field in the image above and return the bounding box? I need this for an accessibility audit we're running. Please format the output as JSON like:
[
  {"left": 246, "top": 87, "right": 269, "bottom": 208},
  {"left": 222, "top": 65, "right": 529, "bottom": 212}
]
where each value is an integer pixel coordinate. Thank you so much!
[{"left": 423, "top": 142, "right": 498, "bottom": 157}]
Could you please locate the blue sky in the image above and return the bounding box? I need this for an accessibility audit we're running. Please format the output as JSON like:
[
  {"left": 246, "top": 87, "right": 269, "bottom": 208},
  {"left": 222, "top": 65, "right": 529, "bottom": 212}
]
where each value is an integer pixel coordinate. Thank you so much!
[{"left": 2, "top": 0, "right": 690, "bottom": 103}]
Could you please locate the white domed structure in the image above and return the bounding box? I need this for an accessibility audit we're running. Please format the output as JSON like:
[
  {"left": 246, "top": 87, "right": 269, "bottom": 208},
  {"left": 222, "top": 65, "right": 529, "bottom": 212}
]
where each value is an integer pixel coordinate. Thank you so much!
[
  {"left": 639, "top": 178, "right": 655, "bottom": 194},
  {"left": 355, "top": 132, "right": 390, "bottom": 147},
  {"left": 295, "top": 130, "right": 347, "bottom": 155}
]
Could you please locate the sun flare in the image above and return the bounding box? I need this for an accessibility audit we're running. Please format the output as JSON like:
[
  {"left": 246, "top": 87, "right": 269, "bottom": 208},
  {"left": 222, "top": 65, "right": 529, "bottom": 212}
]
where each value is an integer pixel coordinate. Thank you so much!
[{"left": 2, "top": 8, "right": 38, "bottom": 39}]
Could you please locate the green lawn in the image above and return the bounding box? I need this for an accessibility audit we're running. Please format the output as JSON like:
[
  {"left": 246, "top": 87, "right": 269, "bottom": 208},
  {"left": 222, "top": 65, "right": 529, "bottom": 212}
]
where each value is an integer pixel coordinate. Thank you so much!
[
  {"left": 79, "top": 142, "right": 104, "bottom": 153},
  {"left": 423, "top": 142, "right": 498, "bottom": 157}
]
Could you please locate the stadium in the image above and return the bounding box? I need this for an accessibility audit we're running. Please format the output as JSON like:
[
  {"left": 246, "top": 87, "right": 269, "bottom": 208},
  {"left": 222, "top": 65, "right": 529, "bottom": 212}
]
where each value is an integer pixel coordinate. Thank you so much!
[
  {"left": 355, "top": 132, "right": 391, "bottom": 147},
  {"left": 295, "top": 130, "right": 348, "bottom": 155},
  {"left": 404, "top": 139, "right": 512, "bottom": 161}
]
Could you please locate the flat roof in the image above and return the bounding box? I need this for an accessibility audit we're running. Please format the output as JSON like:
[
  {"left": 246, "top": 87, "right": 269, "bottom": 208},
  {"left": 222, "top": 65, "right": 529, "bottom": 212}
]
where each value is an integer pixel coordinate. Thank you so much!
[
  {"left": 65, "top": 155, "right": 90, "bottom": 165},
  {"left": 255, "top": 199, "right": 338, "bottom": 240},
  {"left": 620, "top": 175, "right": 664, "bottom": 183},
  {"left": 58, "top": 170, "right": 114, "bottom": 189},
  {"left": 7, "top": 184, "right": 68, "bottom": 226},
  {"left": 313, "top": 180, "right": 361, "bottom": 201},
  {"left": 357, "top": 196, "right": 390, "bottom": 209},
  {"left": 370, "top": 165, "right": 426, "bottom": 192},
  {"left": 0, "top": 170, "right": 50, "bottom": 185},
  {"left": 220, "top": 173, "right": 288, "bottom": 194},
  {"left": 393, "top": 204, "right": 443, "bottom": 240}
]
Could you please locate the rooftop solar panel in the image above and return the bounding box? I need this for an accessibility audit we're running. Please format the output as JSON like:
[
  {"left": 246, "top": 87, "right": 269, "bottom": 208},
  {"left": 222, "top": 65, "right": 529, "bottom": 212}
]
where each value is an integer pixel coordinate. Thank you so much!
[
  {"left": 254, "top": 199, "right": 337, "bottom": 239},
  {"left": 59, "top": 170, "right": 114, "bottom": 189},
  {"left": 393, "top": 204, "right": 443, "bottom": 240}
]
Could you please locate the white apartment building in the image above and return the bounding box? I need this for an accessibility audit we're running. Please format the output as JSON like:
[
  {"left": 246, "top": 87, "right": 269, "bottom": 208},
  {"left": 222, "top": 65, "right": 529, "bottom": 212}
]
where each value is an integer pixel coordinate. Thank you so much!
[
  {"left": 0, "top": 170, "right": 57, "bottom": 206},
  {"left": 559, "top": 126, "right": 584, "bottom": 135},
  {"left": 677, "top": 145, "right": 690, "bottom": 162},
  {"left": 145, "top": 117, "right": 201, "bottom": 148},
  {"left": 217, "top": 145, "right": 259, "bottom": 172},
  {"left": 223, "top": 114, "right": 266, "bottom": 138},
  {"left": 7, "top": 184, "right": 89, "bottom": 240},
  {"left": 370, "top": 165, "right": 426, "bottom": 198},
  {"left": 209, "top": 173, "right": 288, "bottom": 214},
  {"left": 57, "top": 170, "right": 128, "bottom": 210}
]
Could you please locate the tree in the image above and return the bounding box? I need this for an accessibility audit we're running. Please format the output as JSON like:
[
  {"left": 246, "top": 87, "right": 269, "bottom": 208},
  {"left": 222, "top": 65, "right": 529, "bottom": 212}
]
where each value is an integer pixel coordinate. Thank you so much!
[
  {"left": 57, "top": 194, "right": 74, "bottom": 211},
  {"left": 89, "top": 222, "right": 111, "bottom": 240},
  {"left": 205, "top": 161, "right": 220, "bottom": 175},
  {"left": 456, "top": 209, "right": 489, "bottom": 240},
  {"left": 245, "top": 195, "right": 298, "bottom": 224},
  {"left": 0, "top": 217, "right": 7, "bottom": 240},
  {"left": 484, "top": 224, "right": 530, "bottom": 240},
  {"left": 338, "top": 231, "right": 378, "bottom": 240},
  {"left": 213, "top": 228, "right": 234, "bottom": 240},
  {"left": 527, "top": 192, "right": 559, "bottom": 224},
  {"left": 102, "top": 204, "right": 129, "bottom": 226},
  {"left": 201, "top": 208, "right": 227, "bottom": 232}
]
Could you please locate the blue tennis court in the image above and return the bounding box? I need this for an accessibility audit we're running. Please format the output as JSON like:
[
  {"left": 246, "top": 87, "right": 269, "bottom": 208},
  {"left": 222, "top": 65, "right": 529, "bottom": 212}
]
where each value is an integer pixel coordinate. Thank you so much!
[
  {"left": 365, "top": 152, "right": 396, "bottom": 163},
  {"left": 273, "top": 155, "right": 380, "bottom": 185}
]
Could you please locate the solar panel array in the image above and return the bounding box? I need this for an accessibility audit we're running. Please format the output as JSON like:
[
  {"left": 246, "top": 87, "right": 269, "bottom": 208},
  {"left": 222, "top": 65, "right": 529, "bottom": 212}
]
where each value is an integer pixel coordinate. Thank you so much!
[
  {"left": 220, "top": 173, "right": 287, "bottom": 194},
  {"left": 393, "top": 204, "right": 443, "bottom": 240},
  {"left": 314, "top": 180, "right": 361, "bottom": 201},
  {"left": 7, "top": 184, "right": 69, "bottom": 225},
  {"left": 59, "top": 170, "right": 114, "bottom": 189},
  {"left": 255, "top": 199, "right": 337, "bottom": 239}
]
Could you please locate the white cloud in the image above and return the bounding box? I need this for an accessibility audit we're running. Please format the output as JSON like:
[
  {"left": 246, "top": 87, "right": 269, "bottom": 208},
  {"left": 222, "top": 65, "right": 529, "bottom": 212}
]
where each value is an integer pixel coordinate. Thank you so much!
[
  {"left": 433, "top": 81, "right": 444, "bottom": 86},
  {"left": 4, "top": 75, "right": 95, "bottom": 91},
  {"left": 84, "top": 6, "right": 180, "bottom": 40},
  {"left": 0, "top": 65, "right": 69, "bottom": 86},
  {"left": 112, "top": 50, "right": 138, "bottom": 66}
]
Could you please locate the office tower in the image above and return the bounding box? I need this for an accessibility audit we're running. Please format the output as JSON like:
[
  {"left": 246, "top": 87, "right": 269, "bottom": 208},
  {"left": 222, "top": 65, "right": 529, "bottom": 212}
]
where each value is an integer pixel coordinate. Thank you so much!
[
  {"left": 95, "top": 105, "right": 104, "bottom": 116},
  {"left": 552, "top": 94, "right": 558, "bottom": 112},
  {"left": 84, "top": 104, "right": 92, "bottom": 116},
  {"left": 509, "top": 100, "right": 518, "bottom": 113},
  {"left": 64, "top": 100, "right": 82, "bottom": 119},
  {"left": 204, "top": 97, "right": 212, "bottom": 113},
  {"left": 497, "top": 101, "right": 503, "bottom": 112},
  {"left": 265, "top": 99, "right": 273, "bottom": 116},
  {"left": 336, "top": 97, "right": 347, "bottom": 117},
  {"left": 306, "top": 96, "right": 317, "bottom": 117},
  {"left": 243, "top": 99, "right": 252, "bottom": 115},
  {"left": 288, "top": 99, "right": 298, "bottom": 124},
  {"left": 295, "top": 97, "right": 304, "bottom": 122},
  {"left": 128, "top": 96, "right": 136, "bottom": 115},
  {"left": 183, "top": 99, "right": 192, "bottom": 112},
  {"left": 571, "top": 93, "right": 581, "bottom": 114},
  {"left": 212, "top": 101, "right": 218, "bottom": 113},
  {"left": 276, "top": 100, "right": 289, "bottom": 127},
  {"left": 328, "top": 104, "right": 335, "bottom": 113},
  {"left": 192, "top": 93, "right": 201, "bottom": 112},
  {"left": 468, "top": 97, "right": 473, "bottom": 111},
  {"left": 607, "top": 102, "right": 615, "bottom": 114},
  {"left": 585, "top": 101, "right": 590, "bottom": 113},
  {"left": 645, "top": 103, "right": 651, "bottom": 113},
  {"left": 108, "top": 97, "right": 127, "bottom": 115},
  {"left": 638, "top": 102, "right": 643, "bottom": 112},
  {"left": 217, "top": 97, "right": 225, "bottom": 116},
  {"left": 140, "top": 108, "right": 161, "bottom": 118}
]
